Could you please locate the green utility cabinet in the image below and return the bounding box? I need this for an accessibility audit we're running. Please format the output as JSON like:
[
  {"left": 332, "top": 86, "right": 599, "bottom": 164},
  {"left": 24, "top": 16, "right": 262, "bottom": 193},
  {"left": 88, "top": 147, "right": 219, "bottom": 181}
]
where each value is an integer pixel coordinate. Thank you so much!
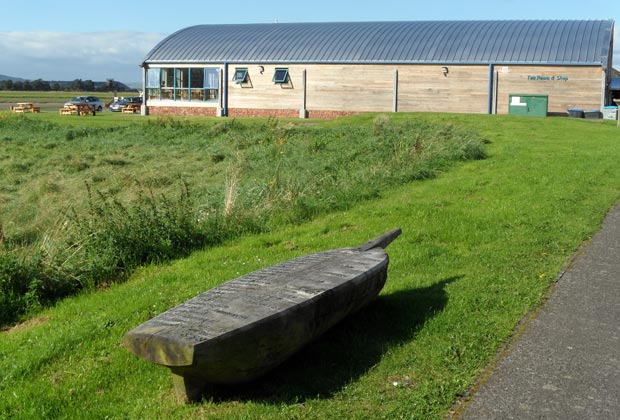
[{"left": 508, "top": 94, "right": 548, "bottom": 117}]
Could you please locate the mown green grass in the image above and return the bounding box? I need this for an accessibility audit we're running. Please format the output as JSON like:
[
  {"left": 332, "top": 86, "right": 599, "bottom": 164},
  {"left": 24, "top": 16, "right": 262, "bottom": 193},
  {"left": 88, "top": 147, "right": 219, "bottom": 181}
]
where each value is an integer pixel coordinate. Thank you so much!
[{"left": 2, "top": 113, "right": 620, "bottom": 419}]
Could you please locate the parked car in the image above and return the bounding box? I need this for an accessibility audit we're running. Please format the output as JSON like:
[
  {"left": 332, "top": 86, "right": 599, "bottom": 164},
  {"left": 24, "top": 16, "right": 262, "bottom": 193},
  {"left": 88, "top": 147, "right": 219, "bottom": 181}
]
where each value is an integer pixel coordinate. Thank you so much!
[
  {"left": 64, "top": 96, "right": 103, "bottom": 111},
  {"left": 109, "top": 96, "right": 143, "bottom": 112}
]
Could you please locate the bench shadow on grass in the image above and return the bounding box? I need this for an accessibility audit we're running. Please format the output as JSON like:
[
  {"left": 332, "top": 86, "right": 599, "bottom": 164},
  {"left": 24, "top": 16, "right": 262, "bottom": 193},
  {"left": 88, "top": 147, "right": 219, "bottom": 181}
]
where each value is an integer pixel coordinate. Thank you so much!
[{"left": 202, "top": 275, "right": 460, "bottom": 404}]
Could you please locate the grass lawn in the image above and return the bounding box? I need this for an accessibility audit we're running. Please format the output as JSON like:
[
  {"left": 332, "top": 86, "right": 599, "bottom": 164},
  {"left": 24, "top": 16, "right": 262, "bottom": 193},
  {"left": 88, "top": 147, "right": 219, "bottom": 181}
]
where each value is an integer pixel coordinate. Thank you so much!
[{"left": 1, "top": 113, "right": 620, "bottom": 419}]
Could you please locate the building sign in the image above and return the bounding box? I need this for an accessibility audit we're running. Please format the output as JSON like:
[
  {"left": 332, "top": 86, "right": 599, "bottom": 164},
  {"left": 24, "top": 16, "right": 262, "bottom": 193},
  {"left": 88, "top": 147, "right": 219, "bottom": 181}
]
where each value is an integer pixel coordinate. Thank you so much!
[{"left": 528, "top": 75, "right": 569, "bottom": 81}]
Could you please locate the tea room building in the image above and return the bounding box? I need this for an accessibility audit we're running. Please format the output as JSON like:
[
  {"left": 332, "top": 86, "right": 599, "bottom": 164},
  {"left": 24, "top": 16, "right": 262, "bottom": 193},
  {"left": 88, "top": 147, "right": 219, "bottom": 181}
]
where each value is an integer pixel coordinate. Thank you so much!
[{"left": 140, "top": 19, "right": 614, "bottom": 118}]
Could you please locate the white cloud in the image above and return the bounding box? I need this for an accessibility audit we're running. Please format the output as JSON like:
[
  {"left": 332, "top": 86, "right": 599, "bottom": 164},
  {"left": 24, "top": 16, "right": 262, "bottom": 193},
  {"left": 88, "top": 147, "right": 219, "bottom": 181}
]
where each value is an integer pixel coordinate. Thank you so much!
[{"left": 0, "top": 31, "right": 166, "bottom": 83}]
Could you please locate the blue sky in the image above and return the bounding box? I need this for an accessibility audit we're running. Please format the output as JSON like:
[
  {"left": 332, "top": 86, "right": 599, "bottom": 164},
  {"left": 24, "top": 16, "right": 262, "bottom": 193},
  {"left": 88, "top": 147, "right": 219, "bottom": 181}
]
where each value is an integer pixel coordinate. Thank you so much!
[{"left": 0, "top": 0, "right": 618, "bottom": 83}]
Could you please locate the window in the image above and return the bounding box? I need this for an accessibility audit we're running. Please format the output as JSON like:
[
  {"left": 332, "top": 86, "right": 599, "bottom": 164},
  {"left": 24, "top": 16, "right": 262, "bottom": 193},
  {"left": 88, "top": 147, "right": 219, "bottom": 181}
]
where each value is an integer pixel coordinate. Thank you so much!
[
  {"left": 146, "top": 68, "right": 160, "bottom": 88},
  {"left": 190, "top": 67, "right": 219, "bottom": 101},
  {"left": 204, "top": 68, "right": 219, "bottom": 89},
  {"left": 233, "top": 68, "right": 248, "bottom": 84},
  {"left": 202, "top": 68, "right": 219, "bottom": 100},
  {"left": 175, "top": 68, "right": 189, "bottom": 100},
  {"left": 145, "top": 69, "right": 160, "bottom": 99},
  {"left": 146, "top": 67, "right": 219, "bottom": 102},
  {"left": 272, "top": 68, "right": 289, "bottom": 84},
  {"left": 161, "top": 68, "right": 175, "bottom": 99}
]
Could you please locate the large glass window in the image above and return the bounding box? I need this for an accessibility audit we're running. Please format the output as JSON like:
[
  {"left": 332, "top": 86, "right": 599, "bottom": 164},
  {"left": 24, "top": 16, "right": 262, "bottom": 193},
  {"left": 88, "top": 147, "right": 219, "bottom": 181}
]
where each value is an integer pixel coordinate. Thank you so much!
[
  {"left": 203, "top": 68, "right": 219, "bottom": 100},
  {"left": 146, "top": 68, "right": 161, "bottom": 100},
  {"left": 190, "top": 68, "right": 204, "bottom": 100},
  {"left": 176, "top": 68, "right": 189, "bottom": 100},
  {"left": 146, "top": 67, "right": 219, "bottom": 102},
  {"left": 161, "top": 68, "right": 175, "bottom": 100}
]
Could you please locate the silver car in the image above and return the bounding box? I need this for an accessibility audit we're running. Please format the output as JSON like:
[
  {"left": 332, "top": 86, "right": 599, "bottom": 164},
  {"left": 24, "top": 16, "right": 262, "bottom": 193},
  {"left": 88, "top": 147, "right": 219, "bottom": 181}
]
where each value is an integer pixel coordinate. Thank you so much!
[
  {"left": 109, "top": 96, "right": 143, "bottom": 112},
  {"left": 64, "top": 96, "right": 103, "bottom": 112}
]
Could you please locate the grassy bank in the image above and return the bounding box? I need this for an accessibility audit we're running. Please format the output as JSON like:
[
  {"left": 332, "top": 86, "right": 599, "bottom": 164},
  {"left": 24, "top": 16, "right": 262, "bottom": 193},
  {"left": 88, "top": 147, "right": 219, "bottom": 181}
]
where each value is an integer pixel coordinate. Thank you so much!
[
  {"left": 1, "top": 113, "right": 620, "bottom": 419},
  {"left": 0, "top": 113, "right": 485, "bottom": 324}
]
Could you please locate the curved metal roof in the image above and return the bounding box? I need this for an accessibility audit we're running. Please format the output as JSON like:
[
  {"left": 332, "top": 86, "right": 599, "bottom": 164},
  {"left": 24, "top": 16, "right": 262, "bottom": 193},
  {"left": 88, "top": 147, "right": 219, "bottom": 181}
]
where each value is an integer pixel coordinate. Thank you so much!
[{"left": 143, "top": 20, "right": 614, "bottom": 67}]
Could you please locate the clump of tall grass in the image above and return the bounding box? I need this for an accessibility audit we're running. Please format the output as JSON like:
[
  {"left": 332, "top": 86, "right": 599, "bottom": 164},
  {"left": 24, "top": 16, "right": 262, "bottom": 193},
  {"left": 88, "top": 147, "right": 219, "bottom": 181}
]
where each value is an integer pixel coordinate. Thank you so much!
[
  {"left": 0, "top": 182, "right": 225, "bottom": 324},
  {"left": 70, "top": 182, "right": 220, "bottom": 277}
]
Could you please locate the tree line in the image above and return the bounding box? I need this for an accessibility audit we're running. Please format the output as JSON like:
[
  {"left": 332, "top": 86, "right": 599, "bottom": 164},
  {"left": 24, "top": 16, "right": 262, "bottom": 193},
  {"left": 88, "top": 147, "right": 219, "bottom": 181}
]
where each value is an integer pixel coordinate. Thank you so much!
[{"left": 0, "top": 78, "right": 131, "bottom": 92}]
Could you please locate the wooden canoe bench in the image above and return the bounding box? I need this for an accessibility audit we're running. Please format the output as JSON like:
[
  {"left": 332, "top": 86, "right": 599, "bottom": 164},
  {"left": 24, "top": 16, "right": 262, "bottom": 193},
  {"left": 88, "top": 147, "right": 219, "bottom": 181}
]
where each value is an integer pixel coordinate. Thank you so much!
[{"left": 123, "top": 229, "right": 401, "bottom": 402}]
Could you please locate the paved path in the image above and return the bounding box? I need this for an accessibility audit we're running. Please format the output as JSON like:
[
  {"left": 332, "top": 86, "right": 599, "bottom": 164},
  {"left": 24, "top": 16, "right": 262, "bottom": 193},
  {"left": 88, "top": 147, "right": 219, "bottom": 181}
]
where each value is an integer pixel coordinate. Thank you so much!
[{"left": 455, "top": 204, "right": 620, "bottom": 420}]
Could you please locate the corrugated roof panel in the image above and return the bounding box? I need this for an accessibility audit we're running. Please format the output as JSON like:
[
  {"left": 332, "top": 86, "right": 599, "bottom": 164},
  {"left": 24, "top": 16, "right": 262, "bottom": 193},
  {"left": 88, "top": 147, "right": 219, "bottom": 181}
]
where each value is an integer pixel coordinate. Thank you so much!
[
  {"left": 525, "top": 20, "right": 546, "bottom": 62},
  {"left": 559, "top": 21, "right": 577, "bottom": 63},
  {"left": 323, "top": 23, "right": 350, "bottom": 61},
  {"left": 540, "top": 20, "right": 561, "bottom": 62},
  {"left": 406, "top": 21, "right": 433, "bottom": 61},
  {"left": 424, "top": 21, "right": 453, "bottom": 62},
  {"left": 452, "top": 22, "right": 476, "bottom": 62},
  {"left": 143, "top": 20, "right": 614, "bottom": 67},
  {"left": 389, "top": 22, "right": 421, "bottom": 60},
  {"left": 476, "top": 21, "right": 502, "bottom": 62}
]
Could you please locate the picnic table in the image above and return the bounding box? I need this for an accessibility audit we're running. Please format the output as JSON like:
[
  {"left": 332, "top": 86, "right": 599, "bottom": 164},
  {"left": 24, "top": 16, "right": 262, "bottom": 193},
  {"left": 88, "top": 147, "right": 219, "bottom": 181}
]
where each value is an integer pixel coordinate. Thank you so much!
[
  {"left": 122, "top": 103, "right": 141, "bottom": 114},
  {"left": 59, "top": 103, "right": 95, "bottom": 116},
  {"left": 11, "top": 102, "right": 40, "bottom": 113}
]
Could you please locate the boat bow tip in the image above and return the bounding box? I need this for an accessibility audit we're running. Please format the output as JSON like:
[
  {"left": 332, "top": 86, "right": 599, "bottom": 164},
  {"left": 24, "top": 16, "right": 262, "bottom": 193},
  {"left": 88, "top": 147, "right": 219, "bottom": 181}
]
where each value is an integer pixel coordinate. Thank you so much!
[{"left": 354, "top": 228, "right": 402, "bottom": 251}]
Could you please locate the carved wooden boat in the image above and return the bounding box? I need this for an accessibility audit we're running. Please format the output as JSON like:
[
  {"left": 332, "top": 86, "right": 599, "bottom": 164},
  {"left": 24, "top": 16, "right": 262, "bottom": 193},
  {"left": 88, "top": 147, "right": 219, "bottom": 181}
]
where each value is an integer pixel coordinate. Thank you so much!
[{"left": 123, "top": 228, "right": 401, "bottom": 401}]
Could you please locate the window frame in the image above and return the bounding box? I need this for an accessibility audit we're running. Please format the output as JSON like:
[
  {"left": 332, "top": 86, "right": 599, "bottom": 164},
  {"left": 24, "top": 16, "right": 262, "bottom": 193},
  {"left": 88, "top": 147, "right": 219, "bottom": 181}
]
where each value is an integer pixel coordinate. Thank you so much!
[
  {"left": 146, "top": 67, "right": 220, "bottom": 102},
  {"left": 233, "top": 68, "right": 249, "bottom": 84},
  {"left": 272, "top": 68, "right": 289, "bottom": 84}
]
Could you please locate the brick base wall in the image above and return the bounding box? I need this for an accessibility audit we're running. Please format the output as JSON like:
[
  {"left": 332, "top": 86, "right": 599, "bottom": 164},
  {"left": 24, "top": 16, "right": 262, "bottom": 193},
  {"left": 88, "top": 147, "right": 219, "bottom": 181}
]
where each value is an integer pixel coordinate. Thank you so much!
[
  {"left": 306, "top": 110, "right": 359, "bottom": 119},
  {"left": 148, "top": 106, "right": 218, "bottom": 117},
  {"left": 147, "top": 106, "right": 359, "bottom": 119},
  {"left": 227, "top": 108, "right": 299, "bottom": 118}
]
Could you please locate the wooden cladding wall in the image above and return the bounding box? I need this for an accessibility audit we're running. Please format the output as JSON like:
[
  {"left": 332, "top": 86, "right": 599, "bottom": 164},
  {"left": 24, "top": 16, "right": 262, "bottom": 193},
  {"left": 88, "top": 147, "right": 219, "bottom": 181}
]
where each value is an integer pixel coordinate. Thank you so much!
[
  {"left": 304, "top": 65, "right": 394, "bottom": 112},
  {"left": 227, "top": 64, "right": 489, "bottom": 113},
  {"left": 228, "top": 64, "right": 304, "bottom": 110},
  {"left": 146, "top": 63, "right": 604, "bottom": 116},
  {"left": 397, "top": 65, "right": 489, "bottom": 113},
  {"left": 493, "top": 65, "right": 603, "bottom": 114}
]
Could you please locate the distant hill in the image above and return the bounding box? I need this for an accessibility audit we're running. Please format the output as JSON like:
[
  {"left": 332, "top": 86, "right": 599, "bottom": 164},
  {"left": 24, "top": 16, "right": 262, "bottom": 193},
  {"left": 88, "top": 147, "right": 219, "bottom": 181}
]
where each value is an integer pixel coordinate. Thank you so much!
[
  {"left": 125, "top": 82, "right": 142, "bottom": 90},
  {"left": 0, "top": 74, "right": 25, "bottom": 82},
  {"left": 0, "top": 76, "right": 137, "bottom": 92},
  {"left": 46, "top": 80, "right": 135, "bottom": 91}
]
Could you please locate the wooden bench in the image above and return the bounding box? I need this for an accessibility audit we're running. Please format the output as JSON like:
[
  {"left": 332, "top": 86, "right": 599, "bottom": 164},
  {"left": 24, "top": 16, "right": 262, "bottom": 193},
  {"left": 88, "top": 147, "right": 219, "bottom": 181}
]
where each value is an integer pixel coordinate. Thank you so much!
[
  {"left": 122, "top": 103, "right": 141, "bottom": 113},
  {"left": 59, "top": 104, "right": 94, "bottom": 116},
  {"left": 123, "top": 229, "right": 401, "bottom": 401},
  {"left": 59, "top": 107, "right": 75, "bottom": 115},
  {"left": 11, "top": 103, "right": 40, "bottom": 113}
]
